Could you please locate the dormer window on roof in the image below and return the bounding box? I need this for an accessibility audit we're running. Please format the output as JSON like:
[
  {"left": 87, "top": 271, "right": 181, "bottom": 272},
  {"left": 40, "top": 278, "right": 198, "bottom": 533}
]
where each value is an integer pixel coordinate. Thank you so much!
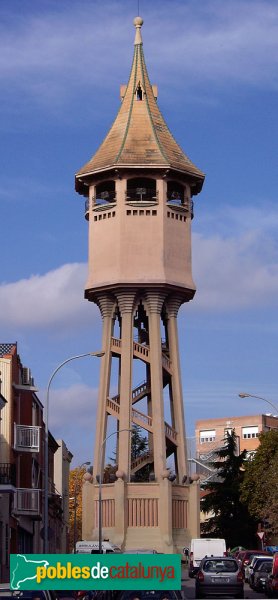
[{"left": 136, "top": 83, "right": 144, "bottom": 101}]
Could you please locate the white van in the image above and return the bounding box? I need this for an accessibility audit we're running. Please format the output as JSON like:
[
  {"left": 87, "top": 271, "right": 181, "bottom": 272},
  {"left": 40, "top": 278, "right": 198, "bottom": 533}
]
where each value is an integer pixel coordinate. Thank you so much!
[
  {"left": 75, "top": 540, "right": 121, "bottom": 554},
  {"left": 189, "top": 538, "right": 226, "bottom": 577}
]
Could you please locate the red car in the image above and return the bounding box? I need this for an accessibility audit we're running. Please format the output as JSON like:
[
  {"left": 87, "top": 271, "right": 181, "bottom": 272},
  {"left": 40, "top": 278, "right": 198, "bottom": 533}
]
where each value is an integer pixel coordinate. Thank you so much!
[
  {"left": 265, "top": 552, "right": 278, "bottom": 598},
  {"left": 237, "top": 549, "right": 272, "bottom": 575}
]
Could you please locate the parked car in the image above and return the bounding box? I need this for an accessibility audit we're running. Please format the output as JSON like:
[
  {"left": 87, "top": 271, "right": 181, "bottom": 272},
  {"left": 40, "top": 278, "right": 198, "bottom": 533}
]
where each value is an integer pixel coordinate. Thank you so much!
[
  {"left": 245, "top": 554, "right": 263, "bottom": 584},
  {"left": 237, "top": 549, "right": 272, "bottom": 576},
  {"left": 248, "top": 556, "right": 273, "bottom": 588},
  {"left": 246, "top": 554, "right": 272, "bottom": 585},
  {"left": 265, "top": 552, "right": 278, "bottom": 598},
  {"left": 252, "top": 559, "right": 273, "bottom": 592},
  {"left": 195, "top": 556, "right": 244, "bottom": 599}
]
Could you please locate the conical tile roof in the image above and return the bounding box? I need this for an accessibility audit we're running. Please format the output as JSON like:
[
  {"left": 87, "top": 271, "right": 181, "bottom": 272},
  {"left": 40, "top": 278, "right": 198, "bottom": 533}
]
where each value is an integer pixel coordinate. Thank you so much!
[{"left": 76, "top": 17, "right": 204, "bottom": 191}]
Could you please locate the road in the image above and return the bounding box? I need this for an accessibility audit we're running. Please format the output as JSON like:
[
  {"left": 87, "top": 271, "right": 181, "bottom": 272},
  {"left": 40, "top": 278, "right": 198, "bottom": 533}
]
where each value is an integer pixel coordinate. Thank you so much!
[{"left": 181, "top": 566, "right": 266, "bottom": 599}]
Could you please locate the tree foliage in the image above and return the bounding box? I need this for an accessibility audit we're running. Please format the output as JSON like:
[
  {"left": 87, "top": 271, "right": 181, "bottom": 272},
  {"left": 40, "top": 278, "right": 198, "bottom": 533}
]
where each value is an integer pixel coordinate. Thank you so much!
[
  {"left": 131, "top": 424, "right": 148, "bottom": 460},
  {"left": 200, "top": 430, "right": 257, "bottom": 548},
  {"left": 68, "top": 466, "right": 88, "bottom": 552},
  {"left": 109, "top": 425, "right": 150, "bottom": 481},
  {"left": 240, "top": 429, "right": 278, "bottom": 539}
]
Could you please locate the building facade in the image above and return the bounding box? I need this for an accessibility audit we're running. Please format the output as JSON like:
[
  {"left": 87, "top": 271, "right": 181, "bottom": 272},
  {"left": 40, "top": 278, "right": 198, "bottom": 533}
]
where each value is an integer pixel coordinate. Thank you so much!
[
  {"left": 193, "top": 414, "right": 278, "bottom": 479},
  {"left": 77, "top": 17, "right": 204, "bottom": 553},
  {"left": 0, "top": 343, "right": 70, "bottom": 576},
  {"left": 54, "top": 439, "right": 73, "bottom": 553}
]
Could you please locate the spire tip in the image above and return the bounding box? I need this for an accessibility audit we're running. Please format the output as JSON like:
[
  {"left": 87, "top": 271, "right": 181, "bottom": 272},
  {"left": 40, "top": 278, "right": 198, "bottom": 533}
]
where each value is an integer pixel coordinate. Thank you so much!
[{"left": 133, "top": 16, "right": 143, "bottom": 45}]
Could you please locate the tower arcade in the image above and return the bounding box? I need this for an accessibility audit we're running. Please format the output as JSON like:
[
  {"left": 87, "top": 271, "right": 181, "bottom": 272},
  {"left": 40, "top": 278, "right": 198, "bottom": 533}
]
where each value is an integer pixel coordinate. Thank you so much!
[{"left": 76, "top": 17, "right": 205, "bottom": 552}]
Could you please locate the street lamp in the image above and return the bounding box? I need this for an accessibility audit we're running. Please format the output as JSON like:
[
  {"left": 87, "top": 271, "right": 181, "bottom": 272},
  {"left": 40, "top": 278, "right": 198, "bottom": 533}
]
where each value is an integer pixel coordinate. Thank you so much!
[
  {"left": 238, "top": 392, "right": 278, "bottom": 415},
  {"left": 97, "top": 428, "right": 132, "bottom": 554},
  {"left": 72, "top": 461, "right": 91, "bottom": 553},
  {"left": 43, "top": 350, "right": 104, "bottom": 553}
]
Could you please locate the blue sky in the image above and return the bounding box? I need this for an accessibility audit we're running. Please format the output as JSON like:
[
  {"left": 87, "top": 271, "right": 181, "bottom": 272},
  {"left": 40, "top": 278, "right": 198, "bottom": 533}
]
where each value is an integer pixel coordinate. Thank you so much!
[{"left": 1, "top": 0, "right": 278, "bottom": 466}]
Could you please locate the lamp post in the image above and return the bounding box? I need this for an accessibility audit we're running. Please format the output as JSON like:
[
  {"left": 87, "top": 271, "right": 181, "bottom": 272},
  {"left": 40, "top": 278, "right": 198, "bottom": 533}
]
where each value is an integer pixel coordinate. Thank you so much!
[
  {"left": 238, "top": 392, "right": 278, "bottom": 415},
  {"left": 43, "top": 350, "right": 104, "bottom": 553},
  {"left": 98, "top": 428, "right": 132, "bottom": 554},
  {"left": 73, "top": 461, "right": 91, "bottom": 553}
]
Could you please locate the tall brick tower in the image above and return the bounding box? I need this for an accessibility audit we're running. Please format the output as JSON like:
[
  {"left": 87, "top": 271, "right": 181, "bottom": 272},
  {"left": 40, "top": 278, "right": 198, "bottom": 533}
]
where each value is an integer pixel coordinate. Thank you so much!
[{"left": 75, "top": 17, "right": 204, "bottom": 552}]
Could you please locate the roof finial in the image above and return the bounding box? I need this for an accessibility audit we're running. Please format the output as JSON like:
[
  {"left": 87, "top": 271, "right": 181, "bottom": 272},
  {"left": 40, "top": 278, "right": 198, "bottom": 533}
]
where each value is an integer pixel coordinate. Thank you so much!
[{"left": 133, "top": 16, "right": 143, "bottom": 45}]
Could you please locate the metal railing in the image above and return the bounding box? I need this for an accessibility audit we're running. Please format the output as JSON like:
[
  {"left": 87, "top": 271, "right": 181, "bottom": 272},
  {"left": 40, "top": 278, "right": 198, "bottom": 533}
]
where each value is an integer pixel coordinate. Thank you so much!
[
  {"left": 167, "top": 196, "right": 194, "bottom": 218},
  {"left": 94, "top": 191, "right": 116, "bottom": 204},
  {"left": 85, "top": 198, "right": 89, "bottom": 220},
  {"left": 14, "top": 488, "right": 41, "bottom": 515},
  {"left": 126, "top": 188, "right": 158, "bottom": 202},
  {"left": 14, "top": 424, "right": 40, "bottom": 452}
]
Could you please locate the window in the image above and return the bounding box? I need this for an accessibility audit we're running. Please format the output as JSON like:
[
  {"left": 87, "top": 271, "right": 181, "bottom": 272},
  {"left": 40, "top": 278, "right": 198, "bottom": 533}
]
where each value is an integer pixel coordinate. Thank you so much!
[
  {"left": 199, "top": 430, "right": 216, "bottom": 444},
  {"left": 242, "top": 426, "right": 259, "bottom": 439},
  {"left": 95, "top": 181, "right": 116, "bottom": 205},
  {"left": 126, "top": 178, "right": 157, "bottom": 202},
  {"left": 167, "top": 181, "right": 185, "bottom": 205}
]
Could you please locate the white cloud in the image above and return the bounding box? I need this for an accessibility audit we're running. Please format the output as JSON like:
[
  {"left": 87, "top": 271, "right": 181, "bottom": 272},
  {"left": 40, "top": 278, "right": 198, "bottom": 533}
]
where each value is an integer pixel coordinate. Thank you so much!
[
  {"left": 46, "top": 383, "right": 98, "bottom": 430},
  {"left": 0, "top": 263, "right": 97, "bottom": 329},
  {"left": 192, "top": 228, "right": 278, "bottom": 310},
  {"left": 150, "top": 0, "right": 278, "bottom": 90},
  {"left": 43, "top": 383, "right": 99, "bottom": 464},
  {"left": 0, "top": 204, "right": 277, "bottom": 326}
]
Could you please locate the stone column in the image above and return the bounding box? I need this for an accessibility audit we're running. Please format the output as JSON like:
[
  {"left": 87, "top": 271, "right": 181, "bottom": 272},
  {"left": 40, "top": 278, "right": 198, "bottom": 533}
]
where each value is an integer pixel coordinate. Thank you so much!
[
  {"left": 146, "top": 291, "right": 167, "bottom": 481},
  {"left": 93, "top": 294, "right": 115, "bottom": 477},
  {"left": 188, "top": 481, "right": 200, "bottom": 538},
  {"left": 159, "top": 474, "right": 174, "bottom": 551},
  {"left": 82, "top": 477, "right": 94, "bottom": 540},
  {"left": 166, "top": 296, "right": 188, "bottom": 483},
  {"left": 113, "top": 473, "right": 127, "bottom": 547},
  {"left": 116, "top": 291, "right": 136, "bottom": 480}
]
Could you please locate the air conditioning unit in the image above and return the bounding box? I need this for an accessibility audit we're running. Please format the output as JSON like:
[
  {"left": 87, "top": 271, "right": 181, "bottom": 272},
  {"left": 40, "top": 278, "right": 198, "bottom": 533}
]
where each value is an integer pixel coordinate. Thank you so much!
[{"left": 22, "top": 367, "right": 31, "bottom": 385}]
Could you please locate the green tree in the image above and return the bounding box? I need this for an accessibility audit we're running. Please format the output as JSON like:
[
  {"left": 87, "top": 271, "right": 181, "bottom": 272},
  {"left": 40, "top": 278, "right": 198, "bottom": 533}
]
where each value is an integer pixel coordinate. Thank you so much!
[
  {"left": 131, "top": 424, "right": 148, "bottom": 460},
  {"left": 131, "top": 424, "right": 151, "bottom": 482},
  {"left": 240, "top": 429, "right": 278, "bottom": 539},
  {"left": 109, "top": 425, "right": 150, "bottom": 481},
  {"left": 201, "top": 430, "right": 257, "bottom": 548}
]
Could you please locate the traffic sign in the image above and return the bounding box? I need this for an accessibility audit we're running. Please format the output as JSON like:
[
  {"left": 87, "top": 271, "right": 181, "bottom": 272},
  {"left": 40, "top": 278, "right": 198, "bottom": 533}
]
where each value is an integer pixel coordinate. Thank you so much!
[{"left": 257, "top": 531, "right": 265, "bottom": 539}]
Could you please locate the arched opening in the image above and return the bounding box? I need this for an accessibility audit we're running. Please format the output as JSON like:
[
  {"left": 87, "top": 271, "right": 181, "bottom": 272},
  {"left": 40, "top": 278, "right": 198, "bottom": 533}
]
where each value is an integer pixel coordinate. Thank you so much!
[
  {"left": 126, "top": 178, "right": 157, "bottom": 202},
  {"left": 167, "top": 181, "right": 185, "bottom": 206},
  {"left": 95, "top": 181, "right": 116, "bottom": 206}
]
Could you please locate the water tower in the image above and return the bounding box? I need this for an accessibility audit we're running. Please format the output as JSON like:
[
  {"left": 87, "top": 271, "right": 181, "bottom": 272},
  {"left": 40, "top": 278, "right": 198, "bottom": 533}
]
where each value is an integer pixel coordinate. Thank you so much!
[{"left": 76, "top": 16, "right": 204, "bottom": 552}]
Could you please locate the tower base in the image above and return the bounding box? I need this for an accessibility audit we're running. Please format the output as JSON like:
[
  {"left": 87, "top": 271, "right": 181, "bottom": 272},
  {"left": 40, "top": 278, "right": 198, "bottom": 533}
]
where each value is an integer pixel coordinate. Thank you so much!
[{"left": 82, "top": 476, "right": 200, "bottom": 554}]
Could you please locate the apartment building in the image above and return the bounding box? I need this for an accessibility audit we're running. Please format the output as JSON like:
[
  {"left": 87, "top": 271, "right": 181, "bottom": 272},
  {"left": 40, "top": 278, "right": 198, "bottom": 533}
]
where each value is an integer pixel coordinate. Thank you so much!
[
  {"left": 0, "top": 343, "right": 71, "bottom": 579},
  {"left": 193, "top": 414, "right": 278, "bottom": 479},
  {"left": 54, "top": 439, "right": 73, "bottom": 553}
]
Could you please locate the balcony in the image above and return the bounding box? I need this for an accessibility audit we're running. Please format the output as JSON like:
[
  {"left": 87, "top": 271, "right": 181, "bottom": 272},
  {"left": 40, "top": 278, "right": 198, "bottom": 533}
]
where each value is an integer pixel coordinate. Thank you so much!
[
  {"left": 166, "top": 195, "right": 194, "bottom": 218},
  {"left": 14, "top": 488, "right": 41, "bottom": 516},
  {"left": 0, "top": 463, "right": 16, "bottom": 489},
  {"left": 85, "top": 198, "right": 89, "bottom": 220},
  {"left": 14, "top": 424, "right": 40, "bottom": 452}
]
